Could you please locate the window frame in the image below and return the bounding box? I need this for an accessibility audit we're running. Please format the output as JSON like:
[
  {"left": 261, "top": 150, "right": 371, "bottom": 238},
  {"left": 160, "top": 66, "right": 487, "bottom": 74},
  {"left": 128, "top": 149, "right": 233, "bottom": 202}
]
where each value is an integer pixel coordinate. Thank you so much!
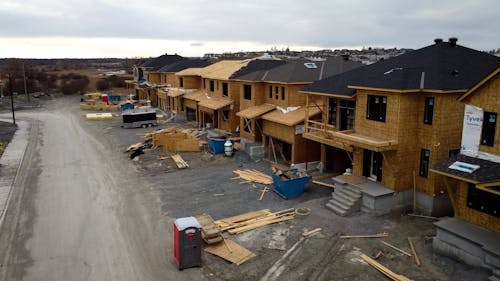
[
  {"left": 419, "top": 148, "right": 430, "bottom": 178},
  {"left": 268, "top": 86, "right": 272, "bottom": 99},
  {"left": 179, "top": 77, "right": 184, "bottom": 88},
  {"left": 366, "top": 95, "right": 387, "bottom": 122},
  {"left": 481, "top": 111, "right": 497, "bottom": 146},
  {"left": 243, "top": 84, "right": 252, "bottom": 100},
  {"left": 423, "top": 97, "right": 434, "bottom": 125},
  {"left": 209, "top": 80, "right": 215, "bottom": 92},
  {"left": 281, "top": 87, "right": 285, "bottom": 100},
  {"left": 222, "top": 82, "right": 228, "bottom": 97}
]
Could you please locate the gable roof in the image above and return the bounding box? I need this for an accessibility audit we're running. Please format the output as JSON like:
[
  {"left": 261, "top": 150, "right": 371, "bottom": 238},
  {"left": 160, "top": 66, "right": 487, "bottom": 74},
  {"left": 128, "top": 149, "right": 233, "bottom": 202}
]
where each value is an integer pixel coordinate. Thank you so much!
[
  {"left": 230, "top": 59, "right": 287, "bottom": 80},
  {"left": 156, "top": 59, "right": 212, "bottom": 73},
  {"left": 458, "top": 67, "right": 500, "bottom": 101},
  {"left": 248, "top": 57, "right": 362, "bottom": 83},
  {"left": 302, "top": 40, "right": 500, "bottom": 96},
  {"left": 139, "top": 54, "right": 184, "bottom": 71}
]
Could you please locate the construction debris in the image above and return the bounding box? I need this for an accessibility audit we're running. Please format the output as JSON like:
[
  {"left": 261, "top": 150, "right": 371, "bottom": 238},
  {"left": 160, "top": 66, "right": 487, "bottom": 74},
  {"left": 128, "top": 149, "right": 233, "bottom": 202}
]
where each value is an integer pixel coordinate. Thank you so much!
[
  {"left": 258, "top": 186, "right": 269, "bottom": 200},
  {"left": 407, "top": 213, "right": 439, "bottom": 220},
  {"left": 302, "top": 228, "right": 322, "bottom": 237},
  {"left": 215, "top": 208, "right": 295, "bottom": 235},
  {"left": 360, "top": 253, "right": 412, "bottom": 281},
  {"left": 143, "top": 127, "right": 202, "bottom": 152},
  {"left": 233, "top": 169, "right": 273, "bottom": 185},
  {"left": 408, "top": 237, "right": 421, "bottom": 266},
  {"left": 126, "top": 142, "right": 144, "bottom": 152},
  {"left": 381, "top": 241, "right": 412, "bottom": 257},
  {"left": 171, "top": 154, "right": 189, "bottom": 169},
  {"left": 204, "top": 238, "right": 256, "bottom": 265},
  {"left": 340, "top": 232, "right": 389, "bottom": 239},
  {"left": 195, "top": 214, "right": 223, "bottom": 244}
]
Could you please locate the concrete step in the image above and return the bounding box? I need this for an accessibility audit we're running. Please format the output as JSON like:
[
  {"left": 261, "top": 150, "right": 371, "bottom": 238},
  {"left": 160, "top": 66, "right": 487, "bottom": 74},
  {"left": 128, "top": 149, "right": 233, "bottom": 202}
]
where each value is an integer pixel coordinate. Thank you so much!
[
  {"left": 331, "top": 198, "right": 351, "bottom": 211},
  {"left": 326, "top": 202, "right": 347, "bottom": 216},
  {"left": 341, "top": 186, "right": 362, "bottom": 198},
  {"left": 336, "top": 190, "right": 361, "bottom": 204},
  {"left": 488, "top": 275, "right": 500, "bottom": 281}
]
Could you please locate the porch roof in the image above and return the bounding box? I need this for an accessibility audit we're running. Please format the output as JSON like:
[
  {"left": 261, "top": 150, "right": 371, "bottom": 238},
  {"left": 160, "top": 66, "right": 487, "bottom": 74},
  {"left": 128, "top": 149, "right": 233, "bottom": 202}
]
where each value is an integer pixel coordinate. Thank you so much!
[
  {"left": 237, "top": 104, "right": 276, "bottom": 119},
  {"left": 166, "top": 88, "right": 185, "bottom": 97},
  {"left": 198, "top": 97, "right": 233, "bottom": 110},
  {"left": 182, "top": 90, "right": 206, "bottom": 101},
  {"left": 329, "top": 130, "right": 398, "bottom": 152},
  {"left": 262, "top": 106, "right": 321, "bottom": 126},
  {"left": 431, "top": 153, "right": 500, "bottom": 184}
]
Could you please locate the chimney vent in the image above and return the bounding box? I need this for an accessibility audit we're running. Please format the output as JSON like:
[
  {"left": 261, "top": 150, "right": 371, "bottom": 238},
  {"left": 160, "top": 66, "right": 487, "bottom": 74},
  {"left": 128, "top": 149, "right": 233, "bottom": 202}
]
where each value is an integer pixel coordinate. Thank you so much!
[
  {"left": 434, "top": 38, "right": 443, "bottom": 44},
  {"left": 449, "top": 37, "right": 458, "bottom": 46}
]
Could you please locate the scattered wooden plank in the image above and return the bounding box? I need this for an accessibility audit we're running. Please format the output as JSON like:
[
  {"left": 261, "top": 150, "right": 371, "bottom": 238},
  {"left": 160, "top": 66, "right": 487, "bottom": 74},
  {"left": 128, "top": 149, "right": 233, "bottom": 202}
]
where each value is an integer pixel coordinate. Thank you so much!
[
  {"left": 302, "top": 228, "right": 322, "bottom": 237},
  {"left": 215, "top": 209, "right": 272, "bottom": 230},
  {"left": 171, "top": 154, "right": 189, "bottom": 169},
  {"left": 217, "top": 208, "right": 295, "bottom": 234},
  {"left": 126, "top": 142, "right": 143, "bottom": 152},
  {"left": 381, "top": 241, "right": 412, "bottom": 257},
  {"left": 407, "top": 213, "right": 439, "bottom": 220},
  {"left": 360, "top": 253, "right": 412, "bottom": 281},
  {"left": 340, "top": 232, "right": 388, "bottom": 239},
  {"left": 228, "top": 214, "right": 294, "bottom": 234},
  {"left": 258, "top": 186, "right": 269, "bottom": 201},
  {"left": 204, "top": 239, "right": 256, "bottom": 265},
  {"left": 233, "top": 169, "right": 273, "bottom": 185},
  {"left": 312, "top": 180, "right": 335, "bottom": 188},
  {"left": 408, "top": 237, "right": 421, "bottom": 266}
]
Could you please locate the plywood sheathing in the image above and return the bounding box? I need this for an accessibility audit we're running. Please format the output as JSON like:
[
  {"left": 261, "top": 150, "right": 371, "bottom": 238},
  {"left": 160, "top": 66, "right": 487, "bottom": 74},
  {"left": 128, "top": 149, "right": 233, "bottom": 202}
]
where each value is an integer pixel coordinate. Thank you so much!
[
  {"left": 236, "top": 104, "right": 276, "bottom": 119},
  {"left": 262, "top": 106, "right": 322, "bottom": 127}
]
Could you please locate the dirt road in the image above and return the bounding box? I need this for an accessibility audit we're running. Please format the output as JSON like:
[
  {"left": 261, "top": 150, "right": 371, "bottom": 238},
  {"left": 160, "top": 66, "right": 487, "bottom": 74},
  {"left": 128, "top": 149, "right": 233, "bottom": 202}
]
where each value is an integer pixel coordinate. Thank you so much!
[{"left": 0, "top": 98, "right": 205, "bottom": 281}]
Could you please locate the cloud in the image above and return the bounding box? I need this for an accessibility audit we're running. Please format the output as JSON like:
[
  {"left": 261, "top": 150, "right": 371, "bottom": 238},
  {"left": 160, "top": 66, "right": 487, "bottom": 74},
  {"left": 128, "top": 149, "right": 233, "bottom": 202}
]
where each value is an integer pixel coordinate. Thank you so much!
[{"left": 0, "top": 0, "right": 498, "bottom": 57}]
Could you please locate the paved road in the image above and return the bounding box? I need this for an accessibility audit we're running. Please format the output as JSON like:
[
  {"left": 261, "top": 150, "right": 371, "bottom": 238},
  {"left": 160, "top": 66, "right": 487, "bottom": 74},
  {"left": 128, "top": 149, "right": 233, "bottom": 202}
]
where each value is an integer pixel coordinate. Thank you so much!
[{"left": 0, "top": 99, "right": 205, "bottom": 281}]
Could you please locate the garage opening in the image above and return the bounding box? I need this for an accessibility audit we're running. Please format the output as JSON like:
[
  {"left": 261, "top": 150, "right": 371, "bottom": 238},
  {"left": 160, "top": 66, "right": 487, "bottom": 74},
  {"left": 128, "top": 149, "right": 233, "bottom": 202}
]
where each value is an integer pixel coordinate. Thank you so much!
[
  {"left": 186, "top": 108, "right": 196, "bottom": 121},
  {"left": 325, "top": 146, "right": 352, "bottom": 174}
]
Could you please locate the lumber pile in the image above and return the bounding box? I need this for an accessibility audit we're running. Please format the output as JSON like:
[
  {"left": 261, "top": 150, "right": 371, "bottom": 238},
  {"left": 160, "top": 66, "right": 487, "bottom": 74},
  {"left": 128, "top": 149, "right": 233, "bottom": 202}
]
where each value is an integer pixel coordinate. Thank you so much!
[
  {"left": 171, "top": 154, "right": 189, "bottom": 169},
  {"left": 144, "top": 127, "right": 202, "bottom": 152},
  {"left": 85, "top": 113, "right": 113, "bottom": 120},
  {"left": 233, "top": 169, "right": 273, "bottom": 185},
  {"left": 360, "top": 253, "right": 412, "bottom": 281},
  {"left": 340, "top": 232, "right": 389, "bottom": 239},
  {"left": 214, "top": 208, "right": 295, "bottom": 235},
  {"left": 195, "top": 214, "right": 223, "bottom": 244}
]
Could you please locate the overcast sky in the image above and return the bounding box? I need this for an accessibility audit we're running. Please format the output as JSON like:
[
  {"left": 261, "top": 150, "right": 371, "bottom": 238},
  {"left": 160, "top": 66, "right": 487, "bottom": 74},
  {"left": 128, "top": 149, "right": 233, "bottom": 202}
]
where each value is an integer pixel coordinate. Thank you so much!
[{"left": 1, "top": 0, "right": 499, "bottom": 58}]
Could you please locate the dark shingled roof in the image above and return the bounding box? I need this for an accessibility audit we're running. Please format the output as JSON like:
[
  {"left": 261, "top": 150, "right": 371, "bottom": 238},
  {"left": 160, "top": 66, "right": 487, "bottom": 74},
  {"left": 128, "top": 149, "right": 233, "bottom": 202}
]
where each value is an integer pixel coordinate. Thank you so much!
[
  {"left": 156, "top": 59, "right": 212, "bottom": 73},
  {"left": 234, "top": 56, "right": 362, "bottom": 83},
  {"left": 432, "top": 154, "right": 500, "bottom": 184},
  {"left": 302, "top": 40, "right": 500, "bottom": 96},
  {"left": 139, "top": 54, "right": 184, "bottom": 71},
  {"left": 230, "top": 59, "right": 287, "bottom": 80}
]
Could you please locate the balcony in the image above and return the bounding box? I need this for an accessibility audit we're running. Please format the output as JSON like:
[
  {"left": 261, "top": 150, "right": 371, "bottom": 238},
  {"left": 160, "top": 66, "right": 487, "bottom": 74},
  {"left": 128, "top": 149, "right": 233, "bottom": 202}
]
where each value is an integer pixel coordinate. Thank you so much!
[{"left": 304, "top": 120, "right": 398, "bottom": 152}]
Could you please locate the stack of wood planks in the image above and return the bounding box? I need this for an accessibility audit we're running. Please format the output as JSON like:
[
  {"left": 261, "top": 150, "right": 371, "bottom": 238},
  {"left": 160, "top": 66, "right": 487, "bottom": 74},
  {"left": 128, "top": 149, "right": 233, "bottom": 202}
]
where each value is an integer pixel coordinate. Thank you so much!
[
  {"left": 214, "top": 208, "right": 295, "bottom": 235},
  {"left": 195, "top": 214, "right": 223, "bottom": 244},
  {"left": 126, "top": 142, "right": 144, "bottom": 152},
  {"left": 360, "top": 253, "right": 412, "bottom": 281},
  {"left": 171, "top": 154, "right": 189, "bottom": 169},
  {"left": 144, "top": 127, "right": 202, "bottom": 152},
  {"left": 233, "top": 169, "right": 273, "bottom": 185}
]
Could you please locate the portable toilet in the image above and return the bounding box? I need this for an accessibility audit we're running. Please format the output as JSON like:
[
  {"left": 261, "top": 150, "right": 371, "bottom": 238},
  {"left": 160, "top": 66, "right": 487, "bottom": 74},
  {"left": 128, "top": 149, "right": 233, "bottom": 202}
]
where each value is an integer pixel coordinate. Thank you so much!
[
  {"left": 173, "top": 217, "right": 202, "bottom": 270},
  {"left": 101, "top": 93, "right": 109, "bottom": 105}
]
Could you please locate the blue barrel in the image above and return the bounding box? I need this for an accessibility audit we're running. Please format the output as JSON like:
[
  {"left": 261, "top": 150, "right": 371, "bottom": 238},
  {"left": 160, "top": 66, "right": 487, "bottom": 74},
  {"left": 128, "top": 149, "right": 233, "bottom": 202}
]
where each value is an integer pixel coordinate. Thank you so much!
[{"left": 207, "top": 137, "right": 226, "bottom": 154}]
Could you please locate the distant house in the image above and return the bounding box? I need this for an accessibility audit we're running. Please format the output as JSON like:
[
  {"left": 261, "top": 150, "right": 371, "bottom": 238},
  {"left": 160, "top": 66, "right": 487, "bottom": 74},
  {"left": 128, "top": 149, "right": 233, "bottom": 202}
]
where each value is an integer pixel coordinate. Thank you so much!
[
  {"left": 300, "top": 38, "right": 500, "bottom": 215},
  {"left": 430, "top": 67, "right": 500, "bottom": 276},
  {"left": 234, "top": 56, "right": 362, "bottom": 164}
]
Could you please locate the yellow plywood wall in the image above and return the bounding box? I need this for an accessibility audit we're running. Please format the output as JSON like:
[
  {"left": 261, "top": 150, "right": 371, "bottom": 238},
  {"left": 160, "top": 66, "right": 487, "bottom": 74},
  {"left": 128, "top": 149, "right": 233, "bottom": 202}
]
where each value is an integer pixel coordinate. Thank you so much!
[
  {"left": 263, "top": 120, "right": 295, "bottom": 144},
  {"left": 180, "top": 76, "right": 201, "bottom": 89},
  {"left": 463, "top": 73, "right": 500, "bottom": 155},
  {"left": 352, "top": 90, "right": 464, "bottom": 195},
  {"left": 147, "top": 73, "right": 162, "bottom": 84},
  {"left": 166, "top": 73, "right": 179, "bottom": 87},
  {"left": 454, "top": 181, "right": 499, "bottom": 233},
  {"left": 262, "top": 84, "right": 308, "bottom": 108},
  {"left": 240, "top": 82, "right": 265, "bottom": 110}
]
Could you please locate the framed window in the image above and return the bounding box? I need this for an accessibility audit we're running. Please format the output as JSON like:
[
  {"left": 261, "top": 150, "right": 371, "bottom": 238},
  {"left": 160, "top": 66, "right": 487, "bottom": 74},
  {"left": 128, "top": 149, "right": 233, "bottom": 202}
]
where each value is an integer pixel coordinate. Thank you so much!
[
  {"left": 366, "top": 95, "right": 387, "bottom": 122},
  {"left": 222, "top": 110, "right": 229, "bottom": 121},
  {"left": 419, "top": 149, "right": 430, "bottom": 178},
  {"left": 209, "top": 80, "right": 215, "bottom": 92},
  {"left": 281, "top": 87, "right": 285, "bottom": 100},
  {"left": 467, "top": 184, "right": 499, "bottom": 218},
  {"left": 481, "top": 112, "right": 497, "bottom": 146},
  {"left": 179, "top": 77, "right": 184, "bottom": 88},
  {"left": 275, "top": 86, "right": 279, "bottom": 99},
  {"left": 268, "top": 86, "right": 272, "bottom": 99},
  {"left": 424, "top": 97, "right": 434, "bottom": 125},
  {"left": 328, "top": 98, "right": 337, "bottom": 125},
  {"left": 243, "top": 84, "right": 252, "bottom": 100},
  {"left": 222, "top": 83, "right": 228, "bottom": 97}
]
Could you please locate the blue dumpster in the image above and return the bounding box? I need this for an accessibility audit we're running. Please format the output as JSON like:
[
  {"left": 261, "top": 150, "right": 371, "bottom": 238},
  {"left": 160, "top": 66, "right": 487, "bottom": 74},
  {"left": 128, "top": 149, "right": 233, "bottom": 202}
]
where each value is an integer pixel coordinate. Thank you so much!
[
  {"left": 272, "top": 170, "right": 312, "bottom": 199},
  {"left": 207, "top": 137, "right": 226, "bottom": 154}
]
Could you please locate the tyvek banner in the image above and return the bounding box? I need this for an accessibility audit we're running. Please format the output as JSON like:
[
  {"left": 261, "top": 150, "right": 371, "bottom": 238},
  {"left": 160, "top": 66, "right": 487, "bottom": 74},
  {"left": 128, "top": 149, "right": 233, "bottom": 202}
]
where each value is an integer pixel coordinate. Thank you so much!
[{"left": 461, "top": 104, "right": 483, "bottom": 157}]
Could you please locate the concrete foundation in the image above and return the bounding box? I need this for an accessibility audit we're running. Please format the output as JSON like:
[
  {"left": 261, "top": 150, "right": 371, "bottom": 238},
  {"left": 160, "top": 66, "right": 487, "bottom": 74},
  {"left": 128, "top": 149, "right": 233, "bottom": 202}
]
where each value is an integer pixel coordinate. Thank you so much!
[
  {"left": 434, "top": 217, "right": 500, "bottom": 280},
  {"left": 241, "top": 139, "right": 266, "bottom": 160}
]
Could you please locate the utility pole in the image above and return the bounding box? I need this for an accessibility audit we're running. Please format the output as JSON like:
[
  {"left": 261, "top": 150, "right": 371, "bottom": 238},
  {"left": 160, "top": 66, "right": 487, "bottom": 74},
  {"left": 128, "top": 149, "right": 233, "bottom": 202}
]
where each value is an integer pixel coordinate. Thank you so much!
[
  {"left": 23, "top": 61, "right": 29, "bottom": 102},
  {"left": 8, "top": 73, "right": 16, "bottom": 125}
]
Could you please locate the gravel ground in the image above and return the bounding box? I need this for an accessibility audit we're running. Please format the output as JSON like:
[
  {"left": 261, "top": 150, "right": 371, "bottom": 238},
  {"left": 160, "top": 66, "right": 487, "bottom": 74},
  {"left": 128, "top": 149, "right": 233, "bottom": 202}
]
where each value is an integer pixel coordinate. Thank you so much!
[{"left": 75, "top": 96, "right": 490, "bottom": 281}]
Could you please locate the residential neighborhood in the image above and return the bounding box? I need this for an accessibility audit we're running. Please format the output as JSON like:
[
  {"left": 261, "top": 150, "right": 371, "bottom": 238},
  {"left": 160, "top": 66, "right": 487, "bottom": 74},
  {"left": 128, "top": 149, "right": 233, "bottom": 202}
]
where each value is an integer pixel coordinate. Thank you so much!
[{"left": 1, "top": 1, "right": 500, "bottom": 280}]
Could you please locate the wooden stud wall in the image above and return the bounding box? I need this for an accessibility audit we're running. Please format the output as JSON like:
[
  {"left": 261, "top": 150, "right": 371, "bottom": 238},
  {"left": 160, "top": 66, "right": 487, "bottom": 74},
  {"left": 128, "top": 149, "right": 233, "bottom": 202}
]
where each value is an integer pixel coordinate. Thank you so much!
[
  {"left": 147, "top": 73, "right": 162, "bottom": 84},
  {"left": 179, "top": 76, "right": 201, "bottom": 89}
]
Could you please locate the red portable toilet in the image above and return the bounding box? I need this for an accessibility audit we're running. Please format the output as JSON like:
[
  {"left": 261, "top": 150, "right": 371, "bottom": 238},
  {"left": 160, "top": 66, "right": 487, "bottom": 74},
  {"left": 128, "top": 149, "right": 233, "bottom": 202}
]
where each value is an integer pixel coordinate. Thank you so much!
[
  {"left": 173, "top": 217, "right": 202, "bottom": 270},
  {"left": 101, "top": 93, "right": 109, "bottom": 105}
]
